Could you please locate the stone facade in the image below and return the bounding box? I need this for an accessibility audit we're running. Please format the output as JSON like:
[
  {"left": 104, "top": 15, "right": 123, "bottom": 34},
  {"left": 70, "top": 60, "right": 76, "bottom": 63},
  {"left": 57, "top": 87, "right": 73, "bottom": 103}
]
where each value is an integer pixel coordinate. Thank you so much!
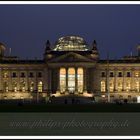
[{"left": 0, "top": 36, "right": 140, "bottom": 102}]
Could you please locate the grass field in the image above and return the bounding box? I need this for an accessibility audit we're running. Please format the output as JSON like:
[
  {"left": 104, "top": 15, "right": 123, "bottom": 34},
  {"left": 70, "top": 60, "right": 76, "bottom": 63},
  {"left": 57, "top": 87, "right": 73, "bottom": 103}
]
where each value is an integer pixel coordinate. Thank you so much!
[{"left": 0, "top": 103, "right": 140, "bottom": 112}]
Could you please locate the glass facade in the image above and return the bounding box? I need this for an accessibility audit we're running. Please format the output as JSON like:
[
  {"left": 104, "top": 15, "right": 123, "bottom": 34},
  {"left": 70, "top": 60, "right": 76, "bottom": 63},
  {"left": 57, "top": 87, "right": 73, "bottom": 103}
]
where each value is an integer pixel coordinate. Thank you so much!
[
  {"left": 59, "top": 67, "right": 84, "bottom": 93},
  {"left": 54, "top": 36, "right": 89, "bottom": 51}
]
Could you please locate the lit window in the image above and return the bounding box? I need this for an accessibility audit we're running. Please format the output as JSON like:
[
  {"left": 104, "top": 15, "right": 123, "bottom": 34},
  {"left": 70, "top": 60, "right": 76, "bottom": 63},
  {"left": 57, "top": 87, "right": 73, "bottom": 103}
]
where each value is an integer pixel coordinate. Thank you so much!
[
  {"left": 60, "top": 68, "right": 66, "bottom": 92},
  {"left": 135, "top": 81, "right": 139, "bottom": 92},
  {"left": 20, "top": 81, "right": 25, "bottom": 92},
  {"left": 38, "top": 81, "right": 43, "bottom": 93},
  {"left": 101, "top": 81, "right": 106, "bottom": 92},
  {"left": 4, "top": 82, "right": 8, "bottom": 92},
  {"left": 3, "top": 72, "right": 8, "bottom": 78},
  {"left": 68, "top": 68, "right": 75, "bottom": 92},
  {"left": 118, "top": 82, "right": 122, "bottom": 91},
  {"left": 30, "top": 82, "right": 34, "bottom": 92},
  {"left": 109, "top": 82, "right": 114, "bottom": 92},
  {"left": 13, "top": 82, "right": 17, "bottom": 92},
  {"left": 77, "top": 68, "right": 83, "bottom": 93},
  {"left": 135, "top": 72, "right": 139, "bottom": 77},
  {"left": 126, "top": 81, "right": 131, "bottom": 92}
]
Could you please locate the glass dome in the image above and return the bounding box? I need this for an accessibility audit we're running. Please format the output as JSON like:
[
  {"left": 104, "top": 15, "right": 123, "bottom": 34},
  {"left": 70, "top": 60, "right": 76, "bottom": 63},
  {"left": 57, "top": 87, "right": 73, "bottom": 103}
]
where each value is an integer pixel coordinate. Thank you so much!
[{"left": 53, "top": 36, "right": 89, "bottom": 51}]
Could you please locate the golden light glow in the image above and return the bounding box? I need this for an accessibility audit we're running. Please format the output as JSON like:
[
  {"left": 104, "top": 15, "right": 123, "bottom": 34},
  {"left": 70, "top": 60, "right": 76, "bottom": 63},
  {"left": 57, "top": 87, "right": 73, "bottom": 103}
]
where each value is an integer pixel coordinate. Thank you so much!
[
  {"left": 135, "top": 72, "right": 139, "bottom": 77},
  {"left": 135, "top": 81, "right": 139, "bottom": 92},
  {"left": 60, "top": 68, "right": 66, "bottom": 92},
  {"left": 109, "top": 82, "right": 114, "bottom": 92},
  {"left": 38, "top": 81, "right": 43, "bottom": 92},
  {"left": 77, "top": 68, "right": 83, "bottom": 93},
  {"left": 68, "top": 68, "right": 75, "bottom": 92},
  {"left": 30, "top": 82, "right": 34, "bottom": 92},
  {"left": 118, "top": 82, "right": 123, "bottom": 92},
  {"left": 3, "top": 72, "right": 8, "bottom": 78},
  {"left": 101, "top": 81, "right": 106, "bottom": 92},
  {"left": 126, "top": 81, "right": 131, "bottom": 92}
]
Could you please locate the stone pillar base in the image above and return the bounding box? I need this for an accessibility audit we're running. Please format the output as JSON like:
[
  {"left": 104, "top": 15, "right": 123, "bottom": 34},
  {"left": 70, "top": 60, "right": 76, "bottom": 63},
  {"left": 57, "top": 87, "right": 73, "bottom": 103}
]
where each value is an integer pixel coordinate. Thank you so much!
[
  {"left": 65, "top": 90, "right": 69, "bottom": 95},
  {"left": 83, "top": 90, "right": 88, "bottom": 94},
  {"left": 56, "top": 90, "right": 60, "bottom": 94},
  {"left": 74, "top": 90, "right": 78, "bottom": 95}
]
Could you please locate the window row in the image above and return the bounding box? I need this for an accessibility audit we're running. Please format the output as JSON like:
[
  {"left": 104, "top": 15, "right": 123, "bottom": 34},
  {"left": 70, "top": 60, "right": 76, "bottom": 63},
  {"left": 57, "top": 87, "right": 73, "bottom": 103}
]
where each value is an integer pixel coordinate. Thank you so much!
[
  {"left": 3, "top": 81, "right": 43, "bottom": 93},
  {"left": 101, "top": 71, "right": 139, "bottom": 77},
  {"left": 3, "top": 72, "right": 42, "bottom": 78},
  {"left": 101, "top": 80, "right": 140, "bottom": 92}
]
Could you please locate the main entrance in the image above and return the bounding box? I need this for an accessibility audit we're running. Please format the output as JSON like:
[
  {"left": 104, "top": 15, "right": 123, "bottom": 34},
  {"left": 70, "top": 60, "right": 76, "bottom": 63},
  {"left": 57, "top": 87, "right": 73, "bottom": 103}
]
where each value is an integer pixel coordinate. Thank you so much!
[{"left": 60, "top": 67, "right": 83, "bottom": 93}]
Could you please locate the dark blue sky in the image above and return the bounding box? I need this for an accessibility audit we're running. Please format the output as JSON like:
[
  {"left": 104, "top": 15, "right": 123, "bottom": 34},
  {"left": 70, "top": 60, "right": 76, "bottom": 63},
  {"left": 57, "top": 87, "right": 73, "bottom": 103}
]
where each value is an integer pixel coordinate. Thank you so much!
[{"left": 0, "top": 4, "right": 140, "bottom": 59}]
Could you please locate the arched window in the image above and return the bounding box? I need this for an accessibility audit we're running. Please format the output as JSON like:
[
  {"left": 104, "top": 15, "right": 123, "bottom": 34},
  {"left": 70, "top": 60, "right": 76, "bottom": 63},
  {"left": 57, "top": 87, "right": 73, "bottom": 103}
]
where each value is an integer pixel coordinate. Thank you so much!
[
  {"left": 68, "top": 68, "right": 75, "bottom": 92},
  {"left": 135, "top": 81, "right": 139, "bottom": 92},
  {"left": 77, "top": 68, "right": 83, "bottom": 93},
  {"left": 3, "top": 72, "right": 8, "bottom": 78},
  {"left": 101, "top": 81, "right": 106, "bottom": 92},
  {"left": 118, "top": 82, "right": 122, "bottom": 92},
  {"left": 109, "top": 81, "right": 114, "bottom": 92},
  {"left": 20, "top": 81, "right": 25, "bottom": 92},
  {"left": 126, "top": 81, "right": 131, "bottom": 92},
  {"left": 30, "top": 82, "right": 34, "bottom": 92},
  {"left": 4, "top": 82, "right": 8, "bottom": 92},
  {"left": 13, "top": 82, "right": 17, "bottom": 92},
  {"left": 38, "top": 81, "right": 43, "bottom": 93},
  {"left": 60, "top": 68, "right": 66, "bottom": 92}
]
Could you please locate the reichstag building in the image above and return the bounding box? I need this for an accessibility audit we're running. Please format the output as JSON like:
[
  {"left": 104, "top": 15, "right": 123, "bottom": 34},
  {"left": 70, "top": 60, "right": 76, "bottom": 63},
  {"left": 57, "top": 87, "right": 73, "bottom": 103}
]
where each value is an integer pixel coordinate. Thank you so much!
[{"left": 0, "top": 35, "right": 140, "bottom": 102}]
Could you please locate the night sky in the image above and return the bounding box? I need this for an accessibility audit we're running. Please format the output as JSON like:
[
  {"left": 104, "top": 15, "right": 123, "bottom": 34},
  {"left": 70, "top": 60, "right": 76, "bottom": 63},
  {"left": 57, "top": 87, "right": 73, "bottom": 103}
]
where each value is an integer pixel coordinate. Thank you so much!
[{"left": 0, "top": 4, "right": 140, "bottom": 59}]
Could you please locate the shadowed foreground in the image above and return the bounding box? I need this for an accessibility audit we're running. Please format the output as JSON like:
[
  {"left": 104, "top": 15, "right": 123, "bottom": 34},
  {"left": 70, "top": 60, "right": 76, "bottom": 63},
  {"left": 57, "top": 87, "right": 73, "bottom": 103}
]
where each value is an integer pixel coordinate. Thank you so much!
[{"left": 0, "top": 102, "right": 140, "bottom": 112}]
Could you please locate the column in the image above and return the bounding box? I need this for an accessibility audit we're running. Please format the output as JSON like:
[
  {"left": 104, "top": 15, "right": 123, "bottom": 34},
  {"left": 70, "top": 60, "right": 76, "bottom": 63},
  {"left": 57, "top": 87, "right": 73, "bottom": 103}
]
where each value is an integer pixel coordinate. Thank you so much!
[
  {"left": 130, "top": 69, "right": 133, "bottom": 92},
  {"left": 57, "top": 68, "right": 60, "bottom": 91},
  {"left": 66, "top": 68, "right": 68, "bottom": 91},
  {"left": 122, "top": 69, "right": 125, "bottom": 92},
  {"left": 114, "top": 69, "right": 117, "bottom": 92},
  {"left": 9, "top": 70, "right": 12, "bottom": 92},
  {"left": 17, "top": 71, "right": 20, "bottom": 91},
  {"left": 75, "top": 67, "right": 78, "bottom": 94},
  {"left": 0, "top": 68, "right": 2, "bottom": 92},
  {"left": 83, "top": 68, "right": 87, "bottom": 92},
  {"left": 49, "top": 69, "right": 52, "bottom": 92},
  {"left": 75, "top": 68, "right": 78, "bottom": 91},
  {"left": 139, "top": 70, "right": 140, "bottom": 93},
  {"left": 25, "top": 71, "right": 28, "bottom": 92}
]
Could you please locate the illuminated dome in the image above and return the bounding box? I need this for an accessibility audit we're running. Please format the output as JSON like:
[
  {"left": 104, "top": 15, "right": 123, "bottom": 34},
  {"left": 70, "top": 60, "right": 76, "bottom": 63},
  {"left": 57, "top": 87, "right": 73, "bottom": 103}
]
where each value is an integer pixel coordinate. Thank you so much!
[{"left": 53, "top": 36, "right": 89, "bottom": 51}]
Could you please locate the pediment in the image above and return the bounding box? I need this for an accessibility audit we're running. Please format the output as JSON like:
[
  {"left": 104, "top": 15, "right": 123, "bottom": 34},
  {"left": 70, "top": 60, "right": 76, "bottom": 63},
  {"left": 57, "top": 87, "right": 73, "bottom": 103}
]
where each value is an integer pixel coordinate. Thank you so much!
[{"left": 48, "top": 52, "right": 93, "bottom": 63}]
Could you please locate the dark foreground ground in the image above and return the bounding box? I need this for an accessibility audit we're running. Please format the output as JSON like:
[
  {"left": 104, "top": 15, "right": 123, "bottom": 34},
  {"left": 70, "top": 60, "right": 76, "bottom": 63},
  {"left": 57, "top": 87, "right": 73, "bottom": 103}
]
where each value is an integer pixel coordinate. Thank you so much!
[{"left": 0, "top": 102, "right": 140, "bottom": 112}]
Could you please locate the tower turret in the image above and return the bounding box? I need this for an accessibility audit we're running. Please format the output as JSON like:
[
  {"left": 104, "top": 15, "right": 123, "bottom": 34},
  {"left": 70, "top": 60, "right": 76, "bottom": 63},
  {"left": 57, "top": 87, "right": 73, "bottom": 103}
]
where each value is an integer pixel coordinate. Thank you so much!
[
  {"left": 44, "top": 40, "right": 53, "bottom": 60},
  {"left": 91, "top": 40, "right": 99, "bottom": 60}
]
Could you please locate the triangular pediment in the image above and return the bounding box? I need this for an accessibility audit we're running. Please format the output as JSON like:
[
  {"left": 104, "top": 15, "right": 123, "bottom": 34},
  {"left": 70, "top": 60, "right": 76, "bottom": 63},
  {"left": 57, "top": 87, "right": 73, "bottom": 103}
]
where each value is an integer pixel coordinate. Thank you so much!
[{"left": 48, "top": 52, "right": 93, "bottom": 63}]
